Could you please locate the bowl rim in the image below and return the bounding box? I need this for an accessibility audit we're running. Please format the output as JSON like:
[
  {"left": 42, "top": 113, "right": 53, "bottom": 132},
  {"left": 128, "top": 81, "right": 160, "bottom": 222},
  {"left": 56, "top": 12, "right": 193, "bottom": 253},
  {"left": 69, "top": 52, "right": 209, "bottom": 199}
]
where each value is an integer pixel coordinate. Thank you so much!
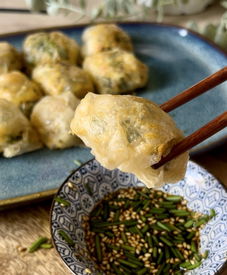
[{"left": 50, "top": 157, "right": 95, "bottom": 275}]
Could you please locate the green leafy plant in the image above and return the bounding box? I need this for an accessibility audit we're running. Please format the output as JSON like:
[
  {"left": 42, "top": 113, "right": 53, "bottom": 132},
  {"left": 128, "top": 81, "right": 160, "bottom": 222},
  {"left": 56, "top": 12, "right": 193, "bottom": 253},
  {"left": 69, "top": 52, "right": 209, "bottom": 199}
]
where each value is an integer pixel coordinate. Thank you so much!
[
  {"left": 187, "top": 7, "right": 227, "bottom": 50},
  {"left": 29, "top": 0, "right": 180, "bottom": 21},
  {"left": 26, "top": 0, "right": 227, "bottom": 50}
]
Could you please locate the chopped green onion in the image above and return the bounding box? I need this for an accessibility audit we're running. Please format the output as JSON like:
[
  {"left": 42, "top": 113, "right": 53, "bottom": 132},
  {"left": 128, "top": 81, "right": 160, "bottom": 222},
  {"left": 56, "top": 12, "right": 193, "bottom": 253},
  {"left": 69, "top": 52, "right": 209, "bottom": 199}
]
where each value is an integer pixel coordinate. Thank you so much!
[
  {"left": 210, "top": 209, "right": 216, "bottom": 218},
  {"left": 103, "top": 202, "right": 109, "bottom": 220},
  {"left": 156, "top": 263, "right": 165, "bottom": 275},
  {"left": 73, "top": 159, "right": 82, "bottom": 166},
  {"left": 185, "top": 262, "right": 202, "bottom": 270},
  {"left": 180, "top": 261, "right": 192, "bottom": 268},
  {"left": 85, "top": 182, "right": 93, "bottom": 196},
  {"left": 152, "top": 235, "right": 159, "bottom": 245},
  {"left": 95, "top": 235, "right": 102, "bottom": 262},
  {"left": 194, "top": 253, "right": 202, "bottom": 262},
  {"left": 163, "top": 263, "right": 171, "bottom": 273},
  {"left": 157, "top": 251, "right": 164, "bottom": 264},
  {"left": 170, "top": 210, "right": 191, "bottom": 216},
  {"left": 156, "top": 222, "right": 172, "bottom": 232},
  {"left": 118, "top": 259, "right": 139, "bottom": 268},
  {"left": 137, "top": 267, "right": 148, "bottom": 275},
  {"left": 54, "top": 196, "right": 70, "bottom": 207},
  {"left": 203, "top": 250, "right": 209, "bottom": 259},
  {"left": 159, "top": 236, "right": 173, "bottom": 246},
  {"left": 141, "top": 224, "right": 149, "bottom": 234},
  {"left": 165, "top": 195, "right": 182, "bottom": 202},
  {"left": 184, "top": 219, "right": 194, "bottom": 228},
  {"left": 191, "top": 241, "right": 197, "bottom": 253},
  {"left": 28, "top": 237, "right": 48, "bottom": 253},
  {"left": 147, "top": 235, "right": 153, "bottom": 248},
  {"left": 121, "top": 231, "right": 127, "bottom": 242},
  {"left": 149, "top": 208, "right": 166, "bottom": 214},
  {"left": 165, "top": 246, "right": 170, "bottom": 259},
  {"left": 58, "top": 230, "right": 74, "bottom": 246},
  {"left": 112, "top": 264, "right": 122, "bottom": 275},
  {"left": 153, "top": 247, "right": 157, "bottom": 258},
  {"left": 121, "top": 244, "right": 136, "bottom": 252},
  {"left": 114, "top": 209, "right": 120, "bottom": 221},
  {"left": 40, "top": 243, "right": 53, "bottom": 249},
  {"left": 106, "top": 244, "right": 120, "bottom": 251}
]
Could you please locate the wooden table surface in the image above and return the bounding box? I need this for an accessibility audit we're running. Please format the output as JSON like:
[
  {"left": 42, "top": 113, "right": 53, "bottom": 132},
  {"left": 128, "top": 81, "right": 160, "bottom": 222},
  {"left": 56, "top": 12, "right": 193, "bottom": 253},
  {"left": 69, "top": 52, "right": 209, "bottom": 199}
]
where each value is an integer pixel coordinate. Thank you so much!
[{"left": 0, "top": 1, "right": 226, "bottom": 274}]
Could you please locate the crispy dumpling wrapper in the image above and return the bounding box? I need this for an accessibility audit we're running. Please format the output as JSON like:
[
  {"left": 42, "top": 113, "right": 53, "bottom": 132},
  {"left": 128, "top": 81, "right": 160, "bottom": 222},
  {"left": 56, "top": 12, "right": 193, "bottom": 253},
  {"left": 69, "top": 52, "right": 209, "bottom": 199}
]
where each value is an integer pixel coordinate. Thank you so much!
[
  {"left": 83, "top": 49, "right": 148, "bottom": 94},
  {"left": 0, "top": 71, "right": 43, "bottom": 116},
  {"left": 0, "top": 42, "right": 22, "bottom": 75},
  {"left": 0, "top": 99, "right": 42, "bottom": 158},
  {"left": 32, "top": 62, "right": 94, "bottom": 98},
  {"left": 31, "top": 91, "right": 81, "bottom": 149},
  {"left": 70, "top": 93, "right": 189, "bottom": 188},
  {"left": 23, "top": 31, "right": 80, "bottom": 70},
  {"left": 82, "top": 24, "right": 133, "bottom": 57}
]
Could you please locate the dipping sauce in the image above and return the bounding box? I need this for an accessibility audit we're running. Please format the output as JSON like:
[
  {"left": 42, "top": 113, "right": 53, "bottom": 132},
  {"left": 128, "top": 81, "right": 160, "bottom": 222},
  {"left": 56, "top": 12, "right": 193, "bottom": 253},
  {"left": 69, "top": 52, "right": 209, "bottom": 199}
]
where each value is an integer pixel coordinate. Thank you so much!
[{"left": 84, "top": 188, "right": 214, "bottom": 275}]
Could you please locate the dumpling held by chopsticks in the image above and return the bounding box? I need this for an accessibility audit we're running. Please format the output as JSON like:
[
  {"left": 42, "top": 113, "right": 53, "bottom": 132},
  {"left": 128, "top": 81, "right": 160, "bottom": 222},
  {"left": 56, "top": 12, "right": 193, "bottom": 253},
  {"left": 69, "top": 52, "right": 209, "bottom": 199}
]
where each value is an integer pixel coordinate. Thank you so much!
[{"left": 70, "top": 93, "right": 189, "bottom": 188}]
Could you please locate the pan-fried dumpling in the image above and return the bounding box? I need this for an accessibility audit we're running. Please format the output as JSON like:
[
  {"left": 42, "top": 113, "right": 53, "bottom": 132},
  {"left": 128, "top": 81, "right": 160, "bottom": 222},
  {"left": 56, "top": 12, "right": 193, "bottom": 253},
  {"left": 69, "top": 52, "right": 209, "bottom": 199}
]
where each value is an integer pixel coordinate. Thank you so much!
[
  {"left": 70, "top": 93, "right": 189, "bottom": 188},
  {"left": 23, "top": 31, "right": 80, "bottom": 70},
  {"left": 32, "top": 62, "right": 94, "bottom": 98},
  {"left": 0, "top": 42, "right": 22, "bottom": 75},
  {"left": 83, "top": 49, "right": 148, "bottom": 94},
  {"left": 0, "top": 71, "right": 43, "bottom": 116},
  {"left": 0, "top": 99, "right": 42, "bottom": 158},
  {"left": 31, "top": 91, "right": 81, "bottom": 149},
  {"left": 82, "top": 24, "right": 133, "bottom": 57}
]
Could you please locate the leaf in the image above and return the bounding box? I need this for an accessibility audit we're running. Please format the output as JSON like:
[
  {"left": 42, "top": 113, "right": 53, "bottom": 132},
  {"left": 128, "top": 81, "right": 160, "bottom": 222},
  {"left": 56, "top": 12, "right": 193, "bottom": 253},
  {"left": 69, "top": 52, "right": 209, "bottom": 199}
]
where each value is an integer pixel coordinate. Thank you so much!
[
  {"left": 186, "top": 20, "right": 199, "bottom": 32},
  {"left": 158, "top": 0, "right": 175, "bottom": 6},
  {"left": 221, "top": 1, "right": 227, "bottom": 9},
  {"left": 181, "top": 0, "right": 189, "bottom": 4},
  {"left": 215, "top": 25, "right": 227, "bottom": 49},
  {"left": 25, "top": 0, "right": 46, "bottom": 11},
  {"left": 203, "top": 24, "right": 217, "bottom": 41},
  {"left": 91, "top": 7, "right": 103, "bottom": 20}
]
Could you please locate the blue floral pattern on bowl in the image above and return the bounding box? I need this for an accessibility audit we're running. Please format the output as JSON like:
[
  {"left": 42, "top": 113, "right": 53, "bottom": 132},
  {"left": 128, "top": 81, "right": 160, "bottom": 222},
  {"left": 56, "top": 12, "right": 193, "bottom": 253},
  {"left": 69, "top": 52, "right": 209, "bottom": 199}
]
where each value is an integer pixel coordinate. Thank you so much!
[{"left": 50, "top": 160, "right": 227, "bottom": 275}]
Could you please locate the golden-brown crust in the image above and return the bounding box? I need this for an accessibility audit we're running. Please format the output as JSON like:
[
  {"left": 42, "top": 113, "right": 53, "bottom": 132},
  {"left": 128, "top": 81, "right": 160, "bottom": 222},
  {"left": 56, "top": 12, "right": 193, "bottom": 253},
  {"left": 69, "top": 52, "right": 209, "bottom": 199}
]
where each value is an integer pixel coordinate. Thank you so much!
[
  {"left": 0, "top": 42, "right": 22, "bottom": 75},
  {"left": 31, "top": 92, "right": 81, "bottom": 149},
  {"left": 32, "top": 62, "right": 94, "bottom": 98},
  {"left": 23, "top": 31, "right": 80, "bottom": 70},
  {"left": 82, "top": 24, "right": 133, "bottom": 57},
  {"left": 83, "top": 49, "right": 148, "bottom": 94},
  {"left": 0, "top": 71, "right": 43, "bottom": 116},
  {"left": 0, "top": 99, "right": 42, "bottom": 158}
]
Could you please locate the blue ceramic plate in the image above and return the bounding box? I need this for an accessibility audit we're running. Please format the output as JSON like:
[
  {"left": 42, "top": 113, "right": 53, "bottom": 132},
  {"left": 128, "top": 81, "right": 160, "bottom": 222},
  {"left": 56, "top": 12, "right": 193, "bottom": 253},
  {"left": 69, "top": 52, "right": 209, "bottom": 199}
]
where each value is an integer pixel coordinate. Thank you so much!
[
  {"left": 0, "top": 23, "right": 227, "bottom": 207},
  {"left": 50, "top": 159, "right": 227, "bottom": 275}
]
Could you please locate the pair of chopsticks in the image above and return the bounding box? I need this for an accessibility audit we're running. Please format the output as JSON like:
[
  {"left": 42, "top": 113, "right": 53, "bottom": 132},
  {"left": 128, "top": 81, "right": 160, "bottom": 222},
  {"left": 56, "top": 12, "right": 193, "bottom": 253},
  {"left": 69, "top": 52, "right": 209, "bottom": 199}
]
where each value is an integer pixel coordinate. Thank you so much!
[{"left": 153, "top": 67, "right": 227, "bottom": 169}]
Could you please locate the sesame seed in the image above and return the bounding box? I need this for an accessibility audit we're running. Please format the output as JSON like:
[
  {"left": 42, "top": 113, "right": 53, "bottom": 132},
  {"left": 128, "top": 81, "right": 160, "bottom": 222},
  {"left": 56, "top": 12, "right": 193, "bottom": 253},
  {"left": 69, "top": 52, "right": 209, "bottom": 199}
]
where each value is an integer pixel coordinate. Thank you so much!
[
  {"left": 84, "top": 268, "right": 91, "bottom": 274},
  {"left": 67, "top": 182, "right": 75, "bottom": 189}
]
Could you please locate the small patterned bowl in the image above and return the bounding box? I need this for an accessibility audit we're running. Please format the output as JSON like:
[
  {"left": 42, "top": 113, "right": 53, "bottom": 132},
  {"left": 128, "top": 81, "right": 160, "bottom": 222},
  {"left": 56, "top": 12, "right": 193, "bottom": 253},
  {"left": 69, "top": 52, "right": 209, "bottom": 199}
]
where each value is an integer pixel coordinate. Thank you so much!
[{"left": 50, "top": 159, "right": 227, "bottom": 275}]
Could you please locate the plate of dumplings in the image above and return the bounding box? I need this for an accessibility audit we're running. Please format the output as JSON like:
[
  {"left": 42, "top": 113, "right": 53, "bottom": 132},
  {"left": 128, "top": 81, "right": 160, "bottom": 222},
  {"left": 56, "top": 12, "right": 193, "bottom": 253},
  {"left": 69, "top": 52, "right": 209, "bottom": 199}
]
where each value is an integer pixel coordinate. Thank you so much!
[{"left": 0, "top": 23, "right": 226, "bottom": 208}]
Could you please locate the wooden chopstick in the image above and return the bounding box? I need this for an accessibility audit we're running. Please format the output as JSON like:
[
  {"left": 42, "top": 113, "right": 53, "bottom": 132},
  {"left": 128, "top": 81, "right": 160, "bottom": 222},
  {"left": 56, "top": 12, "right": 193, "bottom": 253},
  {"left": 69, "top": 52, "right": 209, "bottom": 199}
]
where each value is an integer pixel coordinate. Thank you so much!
[
  {"left": 160, "top": 67, "right": 227, "bottom": 112},
  {"left": 152, "top": 67, "right": 227, "bottom": 169},
  {"left": 153, "top": 111, "right": 227, "bottom": 169}
]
